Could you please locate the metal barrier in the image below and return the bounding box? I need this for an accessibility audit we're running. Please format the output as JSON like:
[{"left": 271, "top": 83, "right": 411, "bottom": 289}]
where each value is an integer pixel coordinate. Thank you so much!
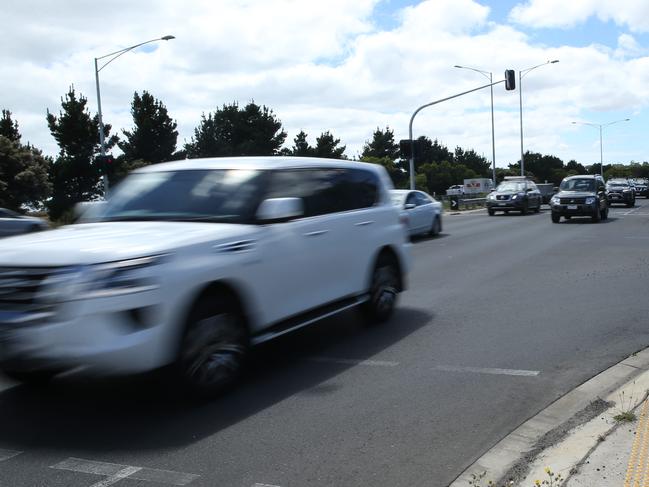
[{"left": 443, "top": 196, "right": 487, "bottom": 211}]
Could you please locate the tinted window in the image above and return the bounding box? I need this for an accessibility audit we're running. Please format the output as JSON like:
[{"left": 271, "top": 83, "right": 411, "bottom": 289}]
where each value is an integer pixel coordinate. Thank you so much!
[
  {"left": 405, "top": 193, "right": 417, "bottom": 206},
  {"left": 267, "top": 168, "right": 378, "bottom": 217},
  {"left": 97, "top": 170, "right": 267, "bottom": 223},
  {"left": 416, "top": 192, "right": 431, "bottom": 205}
]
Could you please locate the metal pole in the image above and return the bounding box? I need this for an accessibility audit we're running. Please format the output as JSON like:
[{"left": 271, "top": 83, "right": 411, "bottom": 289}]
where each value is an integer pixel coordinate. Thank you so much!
[
  {"left": 599, "top": 125, "right": 603, "bottom": 178},
  {"left": 489, "top": 72, "right": 496, "bottom": 186},
  {"left": 94, "top": 58, "right": 108, "bottom": 193},
  {"left": 519, "top": 70, "right": 524, "bottom": 176},
  {"left": 408, "top": 79, "right": 504, "bottom": 189}
]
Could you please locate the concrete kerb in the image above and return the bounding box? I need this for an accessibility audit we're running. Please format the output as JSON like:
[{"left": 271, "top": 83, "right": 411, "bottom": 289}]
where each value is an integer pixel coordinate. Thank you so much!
[{"left": 448, "top": 347, "right": 649, "bottom": 487}]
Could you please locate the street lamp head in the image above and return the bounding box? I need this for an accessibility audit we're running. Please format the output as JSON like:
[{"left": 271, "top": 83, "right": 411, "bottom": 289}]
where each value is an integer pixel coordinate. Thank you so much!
[
  {"left": 550, "top": 59, "right": 559, "bottom": 63},
  {"left": 161, "top": 35, "right": 175, "bottom": 41},
  {"left": 624, "top": 118, "right": 630, "bottom": 121}
]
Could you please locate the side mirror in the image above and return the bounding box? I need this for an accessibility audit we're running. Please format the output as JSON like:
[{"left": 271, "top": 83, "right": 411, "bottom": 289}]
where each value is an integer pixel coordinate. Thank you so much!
[
  {"left": 256, "top": 197, "right": 304, "bottom": 223},
  {"left": 404, "top": 203, "right": 416, "bottom": 210}
]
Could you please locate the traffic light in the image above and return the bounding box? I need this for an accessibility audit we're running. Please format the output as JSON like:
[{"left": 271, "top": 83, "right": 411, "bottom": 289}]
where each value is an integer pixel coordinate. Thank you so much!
[
  {"left": 95, "top": 155, "right": 114, "bottom": 175},
  {"left": 505, "top": 70, "right": 516, "bottom": 91}
]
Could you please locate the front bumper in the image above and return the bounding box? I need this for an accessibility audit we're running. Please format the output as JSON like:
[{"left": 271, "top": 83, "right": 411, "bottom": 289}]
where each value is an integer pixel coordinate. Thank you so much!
[
  {"left": 0, "top": 291, "right": 173, "bottom": 376},
  {"left": 607, "top": 193, "right": 633, "bottom": 204},
  {"left": 486, "top": 199, "right": 525, "bottom": 211},
  {"left": 550, "top": 202, "right": 597, "bottom": 216}
]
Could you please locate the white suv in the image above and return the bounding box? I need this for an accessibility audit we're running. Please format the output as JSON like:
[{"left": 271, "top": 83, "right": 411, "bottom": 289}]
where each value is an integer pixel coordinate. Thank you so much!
[{"left": 0, "top": 157, "right": 410, "bottom": 395}]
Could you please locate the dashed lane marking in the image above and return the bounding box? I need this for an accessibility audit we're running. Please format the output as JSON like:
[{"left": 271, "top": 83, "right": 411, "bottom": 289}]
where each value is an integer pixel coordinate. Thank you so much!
[
  {"left": 50, "top": 458, "right": 199, "bottom": 486},
  {"left": 308, "top": 356, "right": 399, "bottom": 367},
  {"left": 434, "top": 365, "right": 540, "bottom": 377},
  {"left": 0, "top": 449, "right": 22, "bottom": 462},
  {"left": 253, "top": 484, "right": 282, "bottom": 487}
]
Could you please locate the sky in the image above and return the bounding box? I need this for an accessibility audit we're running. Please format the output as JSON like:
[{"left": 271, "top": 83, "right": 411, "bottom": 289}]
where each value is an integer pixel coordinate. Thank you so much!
[{"left": 3, "top": 0, "right": 649, "bottom": 170}]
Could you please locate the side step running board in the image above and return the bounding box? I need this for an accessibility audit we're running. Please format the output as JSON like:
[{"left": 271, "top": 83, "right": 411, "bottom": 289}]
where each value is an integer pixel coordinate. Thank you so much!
[{"left": 251, "top": 295, "right": 369, "bottom": 345}]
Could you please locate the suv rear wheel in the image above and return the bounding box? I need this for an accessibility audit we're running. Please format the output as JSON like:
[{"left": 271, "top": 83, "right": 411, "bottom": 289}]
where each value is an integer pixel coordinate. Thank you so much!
[
  {"left": 591, "top": 205, "right": 601, "bottom": 223},
  {"left": 177, "top": 296, "right": 248, "bottom": 397},
  {"left": 429, "top": 216, "right": 441, "bottom": 237},
  {"left": 363, "top": 254, "right": 399, "bottom": 324},
  {"left": 551, "top": 212, "right": 561, "bottom": 223}
]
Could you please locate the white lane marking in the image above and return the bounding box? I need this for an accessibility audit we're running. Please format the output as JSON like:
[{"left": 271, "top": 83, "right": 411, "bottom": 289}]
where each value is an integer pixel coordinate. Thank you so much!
[
  {"left": 51, "top": 458, "right": 199, "bottom": 486},
  {"left": 90, "top": 466, "right": 142, "bottom": 487},
  {"left": 0, "top": 449, "right": 22, "bottom": 462},
  {"left": 309, "top": 356, "right": 399, "bottom": 367},
  {"left": 253, "top": 484, "right": 282, "bottom": 487},
  {"left": 434, "top": 365, "right": 540, "bottom": 377},
  {"left": 624, "top": 236, "right": 649, "bottom": 239}
]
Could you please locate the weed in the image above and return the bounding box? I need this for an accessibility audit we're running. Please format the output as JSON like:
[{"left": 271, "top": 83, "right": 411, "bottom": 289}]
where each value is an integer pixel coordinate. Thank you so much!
[
  {"left": 533, "top": 467, "right": 563, "bottom": 486},
  {"left": 613, "top": 410, "right": 637, "bottom": 423}
]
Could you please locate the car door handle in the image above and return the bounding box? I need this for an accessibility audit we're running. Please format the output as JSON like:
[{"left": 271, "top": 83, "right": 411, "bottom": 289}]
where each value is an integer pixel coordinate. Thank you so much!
[
  {"left": 355, "top": 221, "right": 374, "bottom": 226},
  {"left": 304, "top": 230, "right": 329, "bottom": 237}
]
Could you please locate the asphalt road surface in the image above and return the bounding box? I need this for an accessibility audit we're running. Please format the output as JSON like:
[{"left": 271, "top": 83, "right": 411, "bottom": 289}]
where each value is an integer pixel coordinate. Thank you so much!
[{"left": 2, "top": 201, "right": 649, "bottom": 487}]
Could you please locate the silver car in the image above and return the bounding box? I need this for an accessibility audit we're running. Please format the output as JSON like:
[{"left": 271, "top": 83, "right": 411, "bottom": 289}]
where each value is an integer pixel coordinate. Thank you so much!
[
  {"left": 391, "top": 190, "right": 443, "bottom": 237},
  {"left": 0, "top": 208, "right": 48, "bottom": 238}
]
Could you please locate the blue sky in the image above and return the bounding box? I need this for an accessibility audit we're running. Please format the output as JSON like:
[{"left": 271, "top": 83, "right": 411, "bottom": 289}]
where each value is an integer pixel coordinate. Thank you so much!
[{"left": 2, "top": 0, "right": 648, "bottom": 168}]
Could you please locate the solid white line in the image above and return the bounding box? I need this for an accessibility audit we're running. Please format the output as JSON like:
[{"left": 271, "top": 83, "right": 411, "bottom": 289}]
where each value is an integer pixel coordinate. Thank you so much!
[
  {"left": 309, "top": 356, "right": 399, "bottom": 367},
  {"left": 434, "top": 365, "right": 540, "bottom": 377},
  {"left": 90, "top": 466, "right": 142, "bottom": 487},
  {"left": 253, "top": 484, "right": 282, "bottom": 487},
  {"left": 0, "top": 449, "right": 22, "bottom": 462},
  {"left": 624, "top": 236, "right": 649, "bottom": 239}
]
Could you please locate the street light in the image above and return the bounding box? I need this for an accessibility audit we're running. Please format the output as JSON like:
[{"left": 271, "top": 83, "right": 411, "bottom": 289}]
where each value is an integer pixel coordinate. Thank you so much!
[
  {"left": 94, "top": 35, "right": 175, "bottom": 193},
  {"left": 571, "top": 118, "right": 630, "bottom": 178},
  {"left": 454, "top": 65, "right": 497, "bottom": 186},
  {"left": 518, "top": 60, "right": 559, "bottom": 176}
]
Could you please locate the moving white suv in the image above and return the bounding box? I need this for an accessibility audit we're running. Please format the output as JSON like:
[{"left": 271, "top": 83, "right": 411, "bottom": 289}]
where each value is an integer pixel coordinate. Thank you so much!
[{"left": 0, "top": 157, "right": 410, "bottom": 395}]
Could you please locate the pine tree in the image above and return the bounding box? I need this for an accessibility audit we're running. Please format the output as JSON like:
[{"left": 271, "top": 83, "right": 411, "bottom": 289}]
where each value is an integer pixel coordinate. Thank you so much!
[
  {"left": 0, "top": 110, "right": 21, "bottom": 143},
  {"left": 361, "top": 127, "right": 399, "bottom": 160},
  {"left": 46, "top": 86, "right": 117, "bottom": 219},
  {"left": 0, "top": 136, "right": 51, "bottom": 211},
  {"left": 314, "top": 131, "right": 346, "bottom": 159},
  {"left": 119, "top": 91, "right": 178, "bottom": 164},
  {"left": 185, "top": 102, "right": 286, "bottom": 158}
]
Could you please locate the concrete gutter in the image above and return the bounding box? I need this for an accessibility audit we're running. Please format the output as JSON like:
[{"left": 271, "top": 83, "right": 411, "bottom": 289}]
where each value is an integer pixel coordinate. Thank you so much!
[{"left": 448, "top": 347, "right": 649, "bottom": 486}]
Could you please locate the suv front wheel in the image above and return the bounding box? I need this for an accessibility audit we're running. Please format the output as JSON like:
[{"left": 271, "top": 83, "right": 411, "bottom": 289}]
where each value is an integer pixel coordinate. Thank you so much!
[{"left": 177, "top": 296, "right": 248, "bottom": 397}]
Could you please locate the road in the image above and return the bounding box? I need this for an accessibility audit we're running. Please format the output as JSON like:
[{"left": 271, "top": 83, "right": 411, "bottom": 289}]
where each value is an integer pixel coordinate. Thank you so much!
[{"left": 2, "top": 201, "right": 649, "bottom": 487}]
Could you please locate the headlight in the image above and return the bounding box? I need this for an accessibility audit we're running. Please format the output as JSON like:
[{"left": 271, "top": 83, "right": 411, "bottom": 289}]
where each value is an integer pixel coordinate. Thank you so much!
[
  {"left": 39, "top": 255, "right": 165, "bottom": 303},
  {"left": 585, "top": 197, "right": 596, "bottom": 204},
  {"left": 551, "top": 196, "right": 560, "bottom": 204},
  {"left": 511, "top": 194, "right": 518, "bottom": 200},
  {"left": 488, "top": 193, "right": 497, "bottom": 200},
  {"left": 623, "top": 189, "right": 631, "bottom": 193}
]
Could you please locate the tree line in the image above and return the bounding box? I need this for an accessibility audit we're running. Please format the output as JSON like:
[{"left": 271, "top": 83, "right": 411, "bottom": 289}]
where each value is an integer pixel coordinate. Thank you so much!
[{"left": 1, "top": 86, "right": 647, "bottom": 220}]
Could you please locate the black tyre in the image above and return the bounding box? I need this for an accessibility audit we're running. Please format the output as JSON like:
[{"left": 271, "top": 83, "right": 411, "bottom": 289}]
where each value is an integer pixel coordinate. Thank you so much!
[
  {"left": 600, "top": 206, "right": 608, "bottom": 220},
  {"left": 627, "top": 200, "right": 634, "bottom": 208},
  {"left": 488, "top": 208, "right": 495, "bottom": 216},
  {"left": 551, "top": 212, "right": 561, "bottom": 223},
  {"left": 565, "top": 215, "right": 571, "bottom": 220},
  {"left": 521, "top": 202, "right": 528, "bottom": 215},
  {"left": 363, "top": 254, "right": 399, "bottom": 324},
  {"left": 429, "top": 216, "right": 441, "bottom": 237},
  {"left": 534, "top": 202, "right": 541, "bottom": 213},
  {"left": 592, "top": 205, "right": 601, "bottom": 223},
  {"left": 177, "top": 296, "right": 248, "bottom": 397},
  {"left": 2, "top": 369, "right": 56, "bottom": 386}
]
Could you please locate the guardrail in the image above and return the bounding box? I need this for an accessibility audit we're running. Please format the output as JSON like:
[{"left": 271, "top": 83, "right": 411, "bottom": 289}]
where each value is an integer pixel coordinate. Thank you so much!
[{"left": 439, "top": 195, "right": 487, "bottom": 211}]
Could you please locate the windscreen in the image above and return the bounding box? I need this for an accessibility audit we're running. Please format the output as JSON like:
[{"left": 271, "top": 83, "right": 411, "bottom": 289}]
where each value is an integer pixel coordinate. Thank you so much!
[
  {"left": 559, "top": 179, "right": 595, "bottom": 191},
  {"left": 96, "top": 169, "right": 266, "bottom": 223}
]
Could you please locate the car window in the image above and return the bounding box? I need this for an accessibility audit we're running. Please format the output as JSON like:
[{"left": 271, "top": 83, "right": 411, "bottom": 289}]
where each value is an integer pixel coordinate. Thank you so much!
[
  {"left": 405, "top": 193, "right": 417, "bottom": 206},
  {"left": 266, "top": 168, "right": 379, "bottom": 217},
  {"left": 416, "top": 192, "right": 431, "bottom": 205},
  {"left": 560, "top": 179, "right": 596, "bottom": 191}
]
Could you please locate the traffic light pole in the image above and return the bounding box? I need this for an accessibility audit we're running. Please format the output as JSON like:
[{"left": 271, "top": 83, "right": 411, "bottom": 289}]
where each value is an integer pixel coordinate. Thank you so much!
[{"left": 408, "top": 79, "right": 506, "bottom": 190}]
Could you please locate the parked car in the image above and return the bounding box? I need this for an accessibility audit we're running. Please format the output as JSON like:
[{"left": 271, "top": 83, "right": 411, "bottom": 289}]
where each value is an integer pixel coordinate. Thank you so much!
[
  {"left": 0, "top": 208, "right": 48, "bottom": 238},
  {"left": 606, "top": 179, "right": 635, "bottom": 207},
  {"left": 390, "top": 189, "right": 443, "bottom": 238},
  {"left": 446, "top": 185, "right": 465, "bottom": 196},
  {"left": 550, "top": 175, "right": 608, "bottom": 223},
  {"left": 486, "top": 179, "right": 542, "bottom": 215},
  {"left": 0, "top": 157, "right": 410, "bottom": 396}
]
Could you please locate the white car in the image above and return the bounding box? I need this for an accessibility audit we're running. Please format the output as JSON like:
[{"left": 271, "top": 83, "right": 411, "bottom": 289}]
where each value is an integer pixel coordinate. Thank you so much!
[
  {"left": 391, "top": 189, "right": 443, "bottom": 237},
  {"left": 0, "top": 157, "right": 410, "bottom": 396},
  {"left": 0, "top": 208, "right": 48, "bottom": 238}
]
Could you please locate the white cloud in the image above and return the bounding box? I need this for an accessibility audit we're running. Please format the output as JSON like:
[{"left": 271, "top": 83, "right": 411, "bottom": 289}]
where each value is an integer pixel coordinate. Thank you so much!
[
  {"left": 2, "top": 0, "right": 649, "bottom": 168},
  {"left": 509, "top": 0, "right": 649, "bottom": 32}
]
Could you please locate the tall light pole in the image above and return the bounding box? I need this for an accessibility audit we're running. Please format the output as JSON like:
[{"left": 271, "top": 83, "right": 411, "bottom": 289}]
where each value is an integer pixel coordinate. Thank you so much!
[
  {"left": 572, "top": 119, "right": 630, "bottom": 178},
  {"left": 95, "top": 35, "right": 175, "bottom": 194},
  {"left": 454, "top": 65, "right": 496, "bottom": 186},
  {"left": 518, "top": 60, "right": 559, "bottom": 176}
]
